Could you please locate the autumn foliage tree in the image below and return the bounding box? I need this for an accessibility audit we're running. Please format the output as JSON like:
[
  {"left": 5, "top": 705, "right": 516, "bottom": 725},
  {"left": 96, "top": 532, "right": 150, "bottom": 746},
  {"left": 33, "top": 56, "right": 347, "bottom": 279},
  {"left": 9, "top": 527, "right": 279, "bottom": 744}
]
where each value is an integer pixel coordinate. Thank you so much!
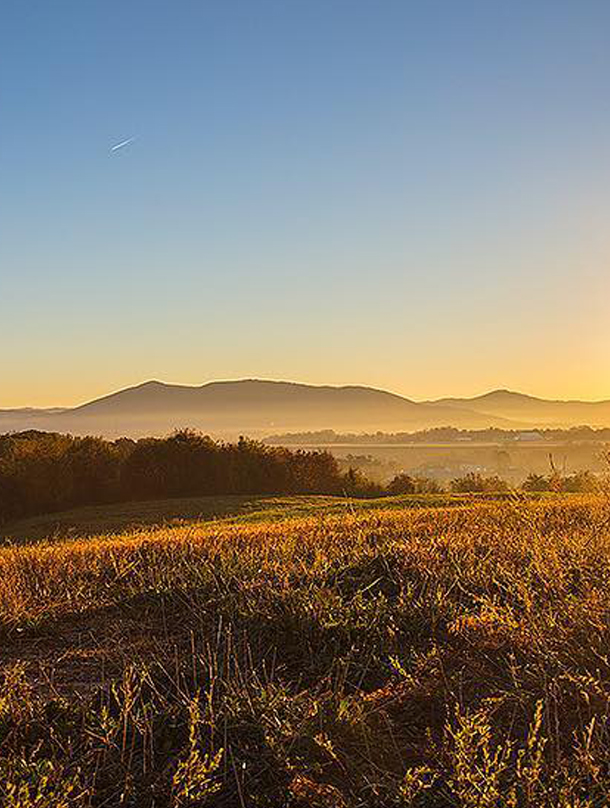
[{"left": 0, "top": 429, "right": 349, "bottom": 524}]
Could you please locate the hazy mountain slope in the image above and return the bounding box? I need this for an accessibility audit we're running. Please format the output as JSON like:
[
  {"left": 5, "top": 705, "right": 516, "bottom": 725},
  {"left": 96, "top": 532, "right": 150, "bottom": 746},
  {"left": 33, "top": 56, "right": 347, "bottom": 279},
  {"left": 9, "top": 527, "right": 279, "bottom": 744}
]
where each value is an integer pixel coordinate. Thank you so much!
[
  {"left": 0, "top": 380, "right": 519, "bottom": 438},
  {"left": 3, "top": 381, "right": 610, "bottom": 438},
  {"left": 0, "top": 408, "right": 68, "bottom": 433},
  {"left": 430, "top": 389, "right": 610, "bottom": 427}
]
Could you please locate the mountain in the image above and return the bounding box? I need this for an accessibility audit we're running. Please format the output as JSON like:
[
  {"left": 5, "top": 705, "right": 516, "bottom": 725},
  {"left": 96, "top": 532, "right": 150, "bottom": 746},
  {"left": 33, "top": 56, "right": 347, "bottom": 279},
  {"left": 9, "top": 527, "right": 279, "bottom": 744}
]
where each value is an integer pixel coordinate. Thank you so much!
[
  {"left": 2, "top": 381, "right": 610, "bottom": 439},
  {"left": 0, "top": 379, "right": 521, "bottom": 438},
  {"left": 0, "top": 408, "right": 68, "bottom": 433},
  {"left": 429, "top": 389, "right": 610, "bottom": 428}
]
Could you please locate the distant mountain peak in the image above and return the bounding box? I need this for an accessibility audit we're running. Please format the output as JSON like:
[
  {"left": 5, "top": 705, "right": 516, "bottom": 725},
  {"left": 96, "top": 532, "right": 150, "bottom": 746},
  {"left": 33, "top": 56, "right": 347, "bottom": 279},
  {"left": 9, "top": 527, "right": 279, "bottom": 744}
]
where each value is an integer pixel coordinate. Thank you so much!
[
  {"left": 138, "top": 380, "right": 168, "bottom": 388},
  {"left": 479, "top": 389, "right": 537, "bottom": 400},
  {"left": 3, "top": 379, "right": 610, "bottom": 438}
]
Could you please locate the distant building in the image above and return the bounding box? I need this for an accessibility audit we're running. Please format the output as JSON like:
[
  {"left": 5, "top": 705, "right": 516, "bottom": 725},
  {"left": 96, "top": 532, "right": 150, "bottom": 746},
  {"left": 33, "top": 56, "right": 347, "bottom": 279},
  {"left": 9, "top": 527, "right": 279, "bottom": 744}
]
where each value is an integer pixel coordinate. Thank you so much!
[{"left": 514, "top": 432, "right": 544, "bottom": 442}]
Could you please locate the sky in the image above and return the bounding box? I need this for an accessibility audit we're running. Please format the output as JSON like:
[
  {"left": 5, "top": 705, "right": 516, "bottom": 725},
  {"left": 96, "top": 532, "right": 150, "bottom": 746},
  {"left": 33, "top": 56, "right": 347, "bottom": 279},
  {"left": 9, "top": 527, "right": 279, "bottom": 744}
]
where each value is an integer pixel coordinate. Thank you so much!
[{"left": 1, "top": 0, "right": 609, "bottom": 407}]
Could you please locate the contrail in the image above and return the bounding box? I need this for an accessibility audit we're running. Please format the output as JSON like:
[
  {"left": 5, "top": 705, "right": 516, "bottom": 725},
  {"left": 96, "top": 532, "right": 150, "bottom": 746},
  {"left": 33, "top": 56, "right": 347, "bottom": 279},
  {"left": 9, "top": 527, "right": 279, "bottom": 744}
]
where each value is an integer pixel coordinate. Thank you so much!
[{"left": 110, "top": 136, "right": 137, "bottom": 153}]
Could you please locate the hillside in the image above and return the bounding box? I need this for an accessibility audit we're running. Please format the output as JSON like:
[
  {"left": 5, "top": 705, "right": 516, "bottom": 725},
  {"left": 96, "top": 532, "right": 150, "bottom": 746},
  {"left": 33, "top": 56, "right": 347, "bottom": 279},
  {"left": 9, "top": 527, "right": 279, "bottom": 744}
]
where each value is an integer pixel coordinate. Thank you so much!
[
  {"left": 430, "top": 388, "right": 610, "bottom": 427},
  {"left": 3, "top": 381, "right": 610, "bottom": 438},
  {"left": 0, "top": 379, "right": 521, "bottom": 438},
  {"left": 0, "top": 490, "right": 513, "bottom": 546},
  {"left": 2, "top": 495, "right": 610, "bottom": 805}
]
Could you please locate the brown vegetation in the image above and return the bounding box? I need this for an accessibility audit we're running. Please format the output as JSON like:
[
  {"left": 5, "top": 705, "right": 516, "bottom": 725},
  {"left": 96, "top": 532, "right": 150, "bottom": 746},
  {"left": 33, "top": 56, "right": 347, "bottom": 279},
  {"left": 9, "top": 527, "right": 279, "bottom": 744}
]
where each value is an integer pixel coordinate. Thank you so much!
[{"left": 2, "top": 495, "right": 610, "bottom": 805}]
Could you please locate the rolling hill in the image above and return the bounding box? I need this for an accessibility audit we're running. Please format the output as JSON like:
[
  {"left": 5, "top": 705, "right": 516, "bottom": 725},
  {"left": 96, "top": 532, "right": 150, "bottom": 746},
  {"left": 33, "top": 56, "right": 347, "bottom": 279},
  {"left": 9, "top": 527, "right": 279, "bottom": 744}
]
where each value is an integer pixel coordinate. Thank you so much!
[
  {"left": 2, "top": 380, "right": 610, "bottom": 438},
  {"left": 0, "top": 379, "right": 520, "bottom": 437},
  {"left": 429, "top": 388, "right": 610, "bottom": 428}
]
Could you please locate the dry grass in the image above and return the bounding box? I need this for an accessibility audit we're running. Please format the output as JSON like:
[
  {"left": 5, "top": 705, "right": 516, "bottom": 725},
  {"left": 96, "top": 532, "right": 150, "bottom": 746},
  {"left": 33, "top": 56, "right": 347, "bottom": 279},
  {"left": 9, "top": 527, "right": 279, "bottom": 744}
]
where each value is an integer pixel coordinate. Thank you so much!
[
  {"left": 0, "top": 491, "right": 515, "bottom": 546},
  {"left": 2, "top": 494, "right": 610, "bottom": 806}
]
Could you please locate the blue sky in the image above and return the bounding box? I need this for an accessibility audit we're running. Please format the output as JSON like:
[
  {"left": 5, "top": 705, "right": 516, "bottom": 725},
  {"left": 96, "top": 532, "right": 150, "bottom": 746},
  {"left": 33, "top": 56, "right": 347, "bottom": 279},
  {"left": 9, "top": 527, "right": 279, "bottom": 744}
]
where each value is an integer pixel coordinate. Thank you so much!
[{"left": 1, "top": 0, "right": 609, "bottom": 406}]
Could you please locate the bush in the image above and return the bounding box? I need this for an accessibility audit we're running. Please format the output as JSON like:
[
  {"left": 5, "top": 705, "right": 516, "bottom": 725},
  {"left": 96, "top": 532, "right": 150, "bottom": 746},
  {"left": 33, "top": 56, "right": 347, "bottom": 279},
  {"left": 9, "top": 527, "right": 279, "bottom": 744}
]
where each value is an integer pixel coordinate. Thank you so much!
[
  {"left": 522, "top": 471, "right": 600, "bottom": 493},
  {"left": 386, "top": 473, "right": 444, "bottom": 495},
  {"left": 450, "top": 472, "right": 509, "bottom": 493}
]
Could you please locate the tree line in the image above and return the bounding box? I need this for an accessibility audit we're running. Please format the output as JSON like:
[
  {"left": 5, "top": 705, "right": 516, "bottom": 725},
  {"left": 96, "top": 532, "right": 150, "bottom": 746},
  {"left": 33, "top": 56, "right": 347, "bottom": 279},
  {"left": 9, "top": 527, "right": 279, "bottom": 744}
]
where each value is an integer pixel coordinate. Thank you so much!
[
  {"left": 0, "top": 430, "right": 605, "bottom": 526},
  {"left": 265, "top": 425, "right": 610, "bottom": 445},
  {"left": 0, "top": 430, "right": 351, "bottom": 524}
]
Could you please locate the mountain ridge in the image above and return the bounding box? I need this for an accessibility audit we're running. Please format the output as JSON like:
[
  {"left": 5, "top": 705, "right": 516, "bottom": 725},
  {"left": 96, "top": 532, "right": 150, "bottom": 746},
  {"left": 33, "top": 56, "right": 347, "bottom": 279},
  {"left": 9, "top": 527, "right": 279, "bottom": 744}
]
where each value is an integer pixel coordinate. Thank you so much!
[
  {"left": 429, "top": 387, "right": 610, "bottom": 426},
  {"left": 2, "top": 380, "right": 610, "bottom": 438}
]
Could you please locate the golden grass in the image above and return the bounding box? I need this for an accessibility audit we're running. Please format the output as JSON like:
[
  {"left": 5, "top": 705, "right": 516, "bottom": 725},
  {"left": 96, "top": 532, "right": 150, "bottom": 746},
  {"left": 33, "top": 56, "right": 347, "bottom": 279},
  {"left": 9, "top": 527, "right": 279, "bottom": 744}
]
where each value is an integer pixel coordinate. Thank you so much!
[
  {"left": 0, "top": 494, "right": 604, "bottom": 628},
  {"left": 0, "top": 490, "right": 508, "bottom": 545},
  {"left": 2, "top": 494, "right": 610, "bottom": 806}
]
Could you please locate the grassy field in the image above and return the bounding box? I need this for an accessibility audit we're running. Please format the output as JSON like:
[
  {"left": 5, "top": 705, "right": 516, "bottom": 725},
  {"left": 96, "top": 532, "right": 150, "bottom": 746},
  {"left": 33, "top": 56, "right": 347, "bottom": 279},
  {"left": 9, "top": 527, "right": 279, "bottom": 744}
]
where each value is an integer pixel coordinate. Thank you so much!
[
  {"left": 2, "top": 494, "right": 610, "bottom": 806},
  {"left": 0, "top": 490, "right": 527, "bottom": 545}
]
